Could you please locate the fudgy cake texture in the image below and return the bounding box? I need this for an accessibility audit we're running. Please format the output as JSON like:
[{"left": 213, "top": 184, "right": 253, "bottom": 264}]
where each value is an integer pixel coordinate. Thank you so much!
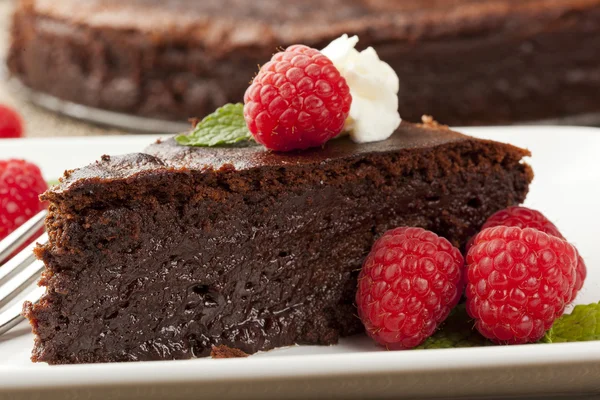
[
  {"left": 8, "top": 0, "right": 600, "bottom": 126},
  {"left": 26, "top": 122, "right": 533, "bottom": 364}
]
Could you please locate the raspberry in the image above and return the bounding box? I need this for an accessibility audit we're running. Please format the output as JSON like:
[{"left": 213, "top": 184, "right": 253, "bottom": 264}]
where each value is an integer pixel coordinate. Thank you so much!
[
  {"left": 574, "top": 254, "right": 587, "bottom": 296},
  {"left": 0, "top": 160, "right": 48, "bottom": 240},
  {"left": 356, "top": 227, "right": 465, "bottom": 349},
  {"left": 243, "top": 45, "right": 351, "bottom": 151},
  {"left": 0, "top": 105, "right": 23, "bottom": 139},
  {"left": 465, "top": 226, "right": 578, "bottom": 344},
  {"left": 481, "top": 206, "right": 562, "bottom": 237},
  {"left": 475, "top": 206, "right": 586, "bottom": 302}
]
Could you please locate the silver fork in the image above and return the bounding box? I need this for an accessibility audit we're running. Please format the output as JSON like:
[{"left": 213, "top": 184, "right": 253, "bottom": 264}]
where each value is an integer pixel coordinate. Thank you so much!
[{"left": 0, "top": 211, "right": 48, "bottom": 335}]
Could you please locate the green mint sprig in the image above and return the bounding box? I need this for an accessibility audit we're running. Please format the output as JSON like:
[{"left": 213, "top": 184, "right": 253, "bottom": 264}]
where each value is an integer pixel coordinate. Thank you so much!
[
  {"left": 542, "top": 302, "right": 600, "bottom": 343},
  {"left": 416, "top": 302, "right": 600, "bottom": 350},
  {"left": 175, "top": 103, "right": 253, "bottom": 147}
]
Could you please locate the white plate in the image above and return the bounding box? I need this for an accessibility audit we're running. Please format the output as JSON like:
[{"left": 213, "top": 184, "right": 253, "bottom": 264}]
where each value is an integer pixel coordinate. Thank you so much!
[{"left": 0, "top": 126, "right": 599, "bottom": 400}]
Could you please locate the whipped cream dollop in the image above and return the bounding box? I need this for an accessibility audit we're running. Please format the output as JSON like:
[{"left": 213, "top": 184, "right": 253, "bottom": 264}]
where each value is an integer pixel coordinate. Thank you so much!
[{"left": 321, "top": 34, "right": 401, "bottom": 143}]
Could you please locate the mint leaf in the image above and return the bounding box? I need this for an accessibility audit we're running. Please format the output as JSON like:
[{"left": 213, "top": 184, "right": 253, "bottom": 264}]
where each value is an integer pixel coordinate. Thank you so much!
[
  {"left": 175, "top": 103, "right": 253, "bottom": 147},
  {"left": 542, "top": 302, "right": 600, "bottom": 343},
  {"left": 416, "top": 305, "right": 494, "bottom": 349},
  {"left": 415, "top": 302, "right": 600, "bottom": 349}
]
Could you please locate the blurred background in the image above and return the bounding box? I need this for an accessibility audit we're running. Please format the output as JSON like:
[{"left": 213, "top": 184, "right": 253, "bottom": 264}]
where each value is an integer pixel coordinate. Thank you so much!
[
  {"left": 1, "top": 0, "right": 600, "bottom": 138},
  {"left": 0, "top": 1, "right": 130, "bottom": 137}
]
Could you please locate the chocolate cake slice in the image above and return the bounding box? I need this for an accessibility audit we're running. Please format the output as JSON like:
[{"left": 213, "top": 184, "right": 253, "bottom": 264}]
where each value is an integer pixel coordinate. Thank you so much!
[
  {"left": 8, "top": 0, "right": 600, "bottom": 126},
  {"left": 26, "top": 121, "right": 533, "bottom": 364}
]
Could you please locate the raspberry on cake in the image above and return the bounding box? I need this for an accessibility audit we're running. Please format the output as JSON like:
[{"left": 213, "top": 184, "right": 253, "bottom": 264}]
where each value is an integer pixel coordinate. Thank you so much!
[
  {"left": 244, "top": 44, "right": 352, "bottom": 151},
  {"left": 465, "top": 226, "right": 578, "bottom": 344},
  {"left": 356, "top": 227, "right": 464, "bottom": 349}
]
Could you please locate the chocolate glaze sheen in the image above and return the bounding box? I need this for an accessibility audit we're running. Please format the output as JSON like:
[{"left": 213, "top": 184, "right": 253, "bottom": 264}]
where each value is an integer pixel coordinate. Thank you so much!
[{"left": 27, "top": 122, "right": 533, "bottom": 364}]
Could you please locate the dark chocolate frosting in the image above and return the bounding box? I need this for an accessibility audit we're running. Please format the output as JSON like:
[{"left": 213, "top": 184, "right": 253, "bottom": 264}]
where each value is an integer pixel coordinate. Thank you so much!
[{"left": 53, "top": 121, "right": 528, "bottom": 193}]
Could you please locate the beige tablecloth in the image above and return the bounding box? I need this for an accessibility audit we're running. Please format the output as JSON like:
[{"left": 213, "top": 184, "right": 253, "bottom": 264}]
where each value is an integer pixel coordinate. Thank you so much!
[{"left": 0, "top": 1, "right": 129, "bottom": 138}]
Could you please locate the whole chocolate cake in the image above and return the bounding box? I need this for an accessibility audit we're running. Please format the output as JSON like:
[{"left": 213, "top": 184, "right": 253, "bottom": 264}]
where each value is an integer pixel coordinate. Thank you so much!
[
  {"left": 25, "top": 121, "right": 533, "bottom": 364},
  {"left": 8, "top": 0, "right": 600, "bottom": 126}
]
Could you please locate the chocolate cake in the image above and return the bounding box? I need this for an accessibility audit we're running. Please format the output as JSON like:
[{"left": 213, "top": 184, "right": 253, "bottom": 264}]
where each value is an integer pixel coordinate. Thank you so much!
[
  {"left": 8, "top": 0, "right": 600, "bottom": 126},
  {"left": 24, "top": 121, "right": 532, "bottom": 364}
]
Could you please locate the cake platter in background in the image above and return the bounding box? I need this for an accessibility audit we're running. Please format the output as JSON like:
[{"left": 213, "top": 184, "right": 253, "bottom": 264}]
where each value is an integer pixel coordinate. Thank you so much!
[
  {"left": 7, "top": 77, "right": 191, "bottom": 133},
  {"left": 6, "top": 0, "right": 600, "bottom": 133},
  {"left": 7, "top": 78, "right": 600, "bottom": 135}
]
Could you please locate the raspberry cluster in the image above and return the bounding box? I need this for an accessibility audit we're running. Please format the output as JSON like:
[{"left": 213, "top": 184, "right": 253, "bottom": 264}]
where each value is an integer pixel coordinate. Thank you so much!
[{"left": 356, "top": 206, "right": 585, "bottom": 348}]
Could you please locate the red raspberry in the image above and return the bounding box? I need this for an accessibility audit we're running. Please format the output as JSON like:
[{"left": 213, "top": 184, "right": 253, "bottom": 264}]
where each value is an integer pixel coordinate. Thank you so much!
[
  {"left": 475, "top": 206, "right": 586, "bottom": 302},
  {"left": 574, "top": 254, "right": 587, "bottom": 296},
  {"left": 0, "top": 105, "right": 24, "bottom": 138},
  {"left": 0, "top": 160, "right": 48, "bottom": 240},
  {"left": 356, "top": 227, "right": 465, "bottom": 349},
  {"left": 481, "top": 206, "right": 562, "bottom": 237},
  {"left": 465, "top": 226, "right": 578, "bottom": 344},
  {"left": 243, "top": 45, "right": 352, "bottom": 151}
]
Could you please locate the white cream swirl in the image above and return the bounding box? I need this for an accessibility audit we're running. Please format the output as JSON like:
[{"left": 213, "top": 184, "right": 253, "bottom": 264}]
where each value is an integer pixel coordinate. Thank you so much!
[{"left": 321, "top": 34, "right": 401, "bottom": 143}]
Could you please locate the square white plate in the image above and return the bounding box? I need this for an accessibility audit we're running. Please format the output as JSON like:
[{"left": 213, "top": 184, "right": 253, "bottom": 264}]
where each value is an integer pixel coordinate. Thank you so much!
[{"left": 0, "top": 126, "right": 599, "bottom": 400}]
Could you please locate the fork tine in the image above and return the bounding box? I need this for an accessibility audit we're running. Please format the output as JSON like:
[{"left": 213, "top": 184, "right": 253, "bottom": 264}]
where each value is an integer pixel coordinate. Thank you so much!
[
  {"left": 0, "top": 210, "right": 47, "bottom": 266},
  {"left": 0, "top": 233, "right": 48, "bottom": 283},
  {"left": 0, "top": 211, "right": 50, "bottom": 335},
  {"left": 0, "top": 233, "right": 48, "bottom": 310},
  {"left": 0, "top": 258, "right": 45, "bottom": 309},
  {"left": 0, "top": 285, "right": 45, "bottom": 335}
]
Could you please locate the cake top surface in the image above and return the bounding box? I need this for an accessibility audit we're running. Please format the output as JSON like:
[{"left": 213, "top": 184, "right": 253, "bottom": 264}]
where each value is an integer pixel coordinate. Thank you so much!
[
  {"left": 22, "top": 0, "right": 600, "bottom": 51},
  {"left": 144, "top": 121, "right": 465, "bottom": 171},
  {"left": 52, "top": 121, "right": 530, "bottom": 193}
]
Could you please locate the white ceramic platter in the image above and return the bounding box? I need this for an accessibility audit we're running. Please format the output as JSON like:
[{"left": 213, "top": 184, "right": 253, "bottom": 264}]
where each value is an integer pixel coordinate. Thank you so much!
[{"left": 0, "top": 126, "right": 599, "bottom": 400}]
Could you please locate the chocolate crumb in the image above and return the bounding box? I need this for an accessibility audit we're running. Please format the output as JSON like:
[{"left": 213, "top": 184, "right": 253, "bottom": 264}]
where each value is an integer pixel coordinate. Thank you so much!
[
  {"left": 419, "top": 115, "right": 449, "bottom": 130},
  {"left": 219, "top": 163, "right": 236, "bottom": 172},
  {"left": 188, "top": 117, "right": 201, "bottom": 127},
  {"left": 101, "top": 155, "right": 111, "bottom": 162},
  {"left": 210, "top": 345, "right": 249, "bottom": 359}
]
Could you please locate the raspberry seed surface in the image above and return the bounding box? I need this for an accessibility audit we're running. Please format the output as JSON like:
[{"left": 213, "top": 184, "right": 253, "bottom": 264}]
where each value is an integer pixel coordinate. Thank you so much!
[
  {"left": 356, "top": 227, "right": 465, "bottom": 349},
  {"left": 475, "top": 206, "right": 586, "bottom": 302},
  {"left": 243, "top": 45, "right": 351, "bottom": 151},
  {"left": 465, "top": 226, "right": 578, "bottom": 344}
]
